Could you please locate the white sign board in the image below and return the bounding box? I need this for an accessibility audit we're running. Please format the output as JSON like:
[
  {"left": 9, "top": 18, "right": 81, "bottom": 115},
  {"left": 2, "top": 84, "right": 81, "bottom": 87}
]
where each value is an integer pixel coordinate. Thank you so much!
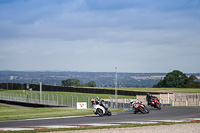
[{"left": 77, "top": 102, "right": 87, "bottom": 109}]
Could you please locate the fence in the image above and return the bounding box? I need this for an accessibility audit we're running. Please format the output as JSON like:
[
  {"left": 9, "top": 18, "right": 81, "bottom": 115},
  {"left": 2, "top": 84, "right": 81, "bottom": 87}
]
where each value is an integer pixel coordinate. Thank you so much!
[
  {"left": 136, "top": 93, "right": 200, "bottom": 106},
  {"left": 137, "top": 93, "right": 174, "bottom": 106},
  {"left": 1, "top": 91, "right": 199, "bottom": 108},
  {"left": 0, "top": 91, "right": 131, "bottom": 108},
  {"left": 173, "top": 93, "right": 200, "bottom": 106}
]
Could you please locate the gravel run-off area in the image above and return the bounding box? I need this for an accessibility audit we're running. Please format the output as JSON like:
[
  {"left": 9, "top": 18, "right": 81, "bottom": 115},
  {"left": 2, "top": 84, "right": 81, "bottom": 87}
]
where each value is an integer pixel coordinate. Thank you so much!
[{"left": 48, "top": 123, "right": 200, "bottom": 133}]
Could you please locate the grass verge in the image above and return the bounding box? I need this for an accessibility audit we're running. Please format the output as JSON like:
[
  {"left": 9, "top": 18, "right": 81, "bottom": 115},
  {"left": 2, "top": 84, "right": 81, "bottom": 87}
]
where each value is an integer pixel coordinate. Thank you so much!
[
  {"left": 0, "top": 89, "right": 136, "bottom": 99},
  {"left": 0, "top": 103, "right": 124, "bottom": 121},
  {"left": 1, "top": 120, "right": 200, "bottom": 133}
]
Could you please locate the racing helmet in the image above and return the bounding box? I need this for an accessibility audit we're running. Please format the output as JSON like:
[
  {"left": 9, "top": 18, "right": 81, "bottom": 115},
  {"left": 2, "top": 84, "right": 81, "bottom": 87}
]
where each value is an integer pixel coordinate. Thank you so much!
[{"left": 91, "top": 98, "right": 95, "bottom": 104}]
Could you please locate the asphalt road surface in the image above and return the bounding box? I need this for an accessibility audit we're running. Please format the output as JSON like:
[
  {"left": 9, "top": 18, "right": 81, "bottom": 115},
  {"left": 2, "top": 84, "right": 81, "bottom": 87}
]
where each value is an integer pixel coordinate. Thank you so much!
[{"left": 0, "top": 107, "right": 200, "bottom": 128}]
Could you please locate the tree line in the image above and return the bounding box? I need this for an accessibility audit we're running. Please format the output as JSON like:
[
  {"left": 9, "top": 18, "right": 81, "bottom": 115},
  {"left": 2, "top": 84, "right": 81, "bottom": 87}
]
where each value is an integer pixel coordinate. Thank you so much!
[
  {"left": 153, "top": 70, "right": 200, "bottom": 88},
  {"left": 61, "top": 78, "right": 96, "bottom": 87},
  {"left": 61, "top": 70, "right": 200, "bottom": 88}
]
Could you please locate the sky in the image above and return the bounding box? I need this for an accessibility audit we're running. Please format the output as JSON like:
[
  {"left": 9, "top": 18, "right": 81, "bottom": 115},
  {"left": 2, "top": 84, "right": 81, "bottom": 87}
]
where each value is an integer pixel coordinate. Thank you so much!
[{"left": 0, "top": 0, "right": 200, "bottom": 73}]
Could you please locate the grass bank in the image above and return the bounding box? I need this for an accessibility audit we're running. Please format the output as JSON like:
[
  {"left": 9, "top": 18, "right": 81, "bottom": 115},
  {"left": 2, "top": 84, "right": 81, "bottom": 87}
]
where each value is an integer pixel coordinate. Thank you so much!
[
  {"left": 0, "top": 103, "right": 124, "bottom": 121},
  {"left": 0, "top": 89, "right": 136, "bottom": 99}
]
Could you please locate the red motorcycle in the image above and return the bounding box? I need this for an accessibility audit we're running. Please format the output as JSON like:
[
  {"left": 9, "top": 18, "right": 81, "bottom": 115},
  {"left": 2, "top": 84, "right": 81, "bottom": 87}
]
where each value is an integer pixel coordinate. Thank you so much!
[
  {"left": 146, "top": 93, "right": 161, "bottom": 110},
  {"left": 151, "top": 98, "right": 161, "bottom": 110},
  {"left": 131, "top": 101, "right": 149, "bottom": 114}
]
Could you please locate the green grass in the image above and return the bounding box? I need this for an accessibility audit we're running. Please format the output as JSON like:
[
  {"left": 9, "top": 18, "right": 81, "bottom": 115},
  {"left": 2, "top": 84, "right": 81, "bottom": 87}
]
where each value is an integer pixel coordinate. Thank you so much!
[
  {"left": 1, "top": 119, "right": 200, "bottom": 133},
  {"left": 84, "top": 87, "right": 200, "bottom": 93},
  {"left": 172, "top": 88, "right": 200, "bottom": 93},
  {"left": 0, "top": 89, "right": 136, "bottom": 99},
  {"left": 2, "top": 87, "right": 200, "bottom": 96},
  {"left": 0, "top": 103, "right": 124, "bottom": 121}
]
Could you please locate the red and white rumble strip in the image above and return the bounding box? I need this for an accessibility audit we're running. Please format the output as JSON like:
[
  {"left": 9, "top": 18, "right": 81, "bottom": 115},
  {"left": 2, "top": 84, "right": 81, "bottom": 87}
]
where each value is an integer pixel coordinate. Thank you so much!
[{"left": 0, "top": 118, "right": 199, "bottom": 131}]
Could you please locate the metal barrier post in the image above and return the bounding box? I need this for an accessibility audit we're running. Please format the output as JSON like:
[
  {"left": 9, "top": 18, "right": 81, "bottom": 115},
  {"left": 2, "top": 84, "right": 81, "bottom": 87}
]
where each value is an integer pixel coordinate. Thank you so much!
[
  {"left": 44, "top": 93, "right": 46, "bottom": 104},
  {"left": 52, "top": 94, "right": 54, "bottom": 105},
  {"left": 60, "top": 94, "right": 63, "bottom": 106},
  {"left": 66, "top": 95, "right": 68, "bottom": 106},
  {"left": 72, "top": 96, "right": 74, "bottom": 107},
  {"left": 87, "top": 96, "right": 89, "bottom": 108},
  {"left": 56, "top": 94, "right": 58, "bottom": 106},
  {"left": 47, "top": 93, "right": 49, "bottom": 105},
  {"left": 76, "top": 96, "right": 78, "bottom": 107}
]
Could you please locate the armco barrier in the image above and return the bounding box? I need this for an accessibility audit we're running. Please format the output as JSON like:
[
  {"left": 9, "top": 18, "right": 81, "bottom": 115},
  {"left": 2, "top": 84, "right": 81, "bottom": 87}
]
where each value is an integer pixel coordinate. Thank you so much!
[{"left": 0, "top": 83, "right": 24, "bottom": 90}]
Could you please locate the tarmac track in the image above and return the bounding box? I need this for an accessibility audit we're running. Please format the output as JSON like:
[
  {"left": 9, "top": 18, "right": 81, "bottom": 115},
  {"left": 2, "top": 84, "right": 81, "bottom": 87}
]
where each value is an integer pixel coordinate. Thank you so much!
[{"left": 0, "top": 106, "right": 200, "bottom": 128}]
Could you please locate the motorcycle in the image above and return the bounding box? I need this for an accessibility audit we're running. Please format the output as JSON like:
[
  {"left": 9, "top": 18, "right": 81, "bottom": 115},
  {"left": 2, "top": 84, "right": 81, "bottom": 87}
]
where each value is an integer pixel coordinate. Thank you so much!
[
  {"left": 146, "top": 93, "right": 161, "bottom": 110},
  {"left": 151, "top": 98, "right": 161, "bottom": 110},
  {"left": 91, "top": 97, "right": 112, "bottom": 117},
  {"left": 130, "top": 101, "right": 149, "bottom": 114}
]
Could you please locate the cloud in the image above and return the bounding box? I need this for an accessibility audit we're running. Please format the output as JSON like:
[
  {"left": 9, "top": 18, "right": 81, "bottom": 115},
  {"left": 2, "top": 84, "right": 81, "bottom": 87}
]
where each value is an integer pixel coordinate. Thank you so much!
[{"left": 0, "top": 0, "right": 200, "bottom": 73}]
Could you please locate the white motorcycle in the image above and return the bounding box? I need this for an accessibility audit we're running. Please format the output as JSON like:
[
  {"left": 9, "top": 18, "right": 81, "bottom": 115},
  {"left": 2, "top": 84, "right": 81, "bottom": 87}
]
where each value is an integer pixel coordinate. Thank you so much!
[{"left": 91, "top": 97, "right": 112, "bottom": 117}]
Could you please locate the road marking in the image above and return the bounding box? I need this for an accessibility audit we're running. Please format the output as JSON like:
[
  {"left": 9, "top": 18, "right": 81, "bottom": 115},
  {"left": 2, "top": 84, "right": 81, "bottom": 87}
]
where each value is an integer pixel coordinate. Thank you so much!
[
  {"left": 187, "top": 118, "right": 200, "bottom": 121},
  {"left": 0, "top": 128, "right": 34, "bottom": 131},
  {"left": 77, "top": 123, "right": 120, "bottom": 126},
  {"left": 151, "top": 120, "right": 186, "bottom": 122},
  {"left": 113, "top": 121, "right": 158, "bottom": 124},
  {"left": 31, "top": 125, "right": 79, "bottom": 128}
]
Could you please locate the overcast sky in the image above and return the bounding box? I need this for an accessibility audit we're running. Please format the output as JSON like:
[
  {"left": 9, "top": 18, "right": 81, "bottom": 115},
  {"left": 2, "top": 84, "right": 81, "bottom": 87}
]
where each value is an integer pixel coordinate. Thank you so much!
[{"left": 0, "top": 0, "right": 200, "bottom": 73}]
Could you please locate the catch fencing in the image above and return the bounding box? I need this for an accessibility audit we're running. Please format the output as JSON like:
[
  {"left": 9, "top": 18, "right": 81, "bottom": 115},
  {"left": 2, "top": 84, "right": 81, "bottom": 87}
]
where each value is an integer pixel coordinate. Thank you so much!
[
  {"left": 1, "top": 91, "right": 200, "bottom": 108},
  {"left": 0, "top": 91, "right": 130, "bottom": 108}
]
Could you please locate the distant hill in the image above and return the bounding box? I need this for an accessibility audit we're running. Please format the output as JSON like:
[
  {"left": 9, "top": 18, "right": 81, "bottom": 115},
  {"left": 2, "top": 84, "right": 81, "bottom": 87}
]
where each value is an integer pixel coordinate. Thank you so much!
[{"left": 0, "top": 71, "right": 199, "bottom": 88}]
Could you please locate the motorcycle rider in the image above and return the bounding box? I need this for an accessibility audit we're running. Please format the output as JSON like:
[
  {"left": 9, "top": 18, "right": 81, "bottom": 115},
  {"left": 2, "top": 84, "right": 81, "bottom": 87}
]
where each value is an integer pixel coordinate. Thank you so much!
[
  {"left": 91, "top": 97, "right": 108, "bottom": 113},
  {"left": 130, "top": 100, "right": 149, "bottom": 114},
  {"left": 146, "top": 93, "right": 159, "bottom": 105}
]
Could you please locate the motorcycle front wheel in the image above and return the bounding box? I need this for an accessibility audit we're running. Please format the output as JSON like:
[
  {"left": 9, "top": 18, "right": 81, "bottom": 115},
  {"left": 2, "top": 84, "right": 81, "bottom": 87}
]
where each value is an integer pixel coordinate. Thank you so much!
[
  {"left": 139, "top": 107, "right": 146, "bottom": 114},
  {"left": 157, "top": 103, "right": 161, "bottom": 110},
  {"left": 145, "top": 108, "right": 149, "bottom": 114},
  {"left": 107, "top": 111, "right": 112, "bottom": 116}
]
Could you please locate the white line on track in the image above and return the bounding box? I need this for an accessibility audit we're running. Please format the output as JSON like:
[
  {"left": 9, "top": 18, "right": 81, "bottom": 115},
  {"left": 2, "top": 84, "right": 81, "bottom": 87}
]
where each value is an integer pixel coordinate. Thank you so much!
[
  {"left": 113, "top": 121, "right": 158, "bottom": 124},
  {"left": 31, "top": 125, "right": 80, "bottom": 128},
  {"left": 150, "top": 120, "right": 186, "bottom": 122},
  {"left": 77, "top": 123, "right": 121, "bottom": 126},
  {"left": 0, "top": 128, "right": 34, "bottom": 131}
]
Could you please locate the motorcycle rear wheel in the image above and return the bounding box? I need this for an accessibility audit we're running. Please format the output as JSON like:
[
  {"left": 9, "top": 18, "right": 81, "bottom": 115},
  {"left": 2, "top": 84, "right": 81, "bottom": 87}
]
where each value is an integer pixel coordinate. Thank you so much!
[{"left": 96, "top": 108, "right": 104, "bottom": 116}]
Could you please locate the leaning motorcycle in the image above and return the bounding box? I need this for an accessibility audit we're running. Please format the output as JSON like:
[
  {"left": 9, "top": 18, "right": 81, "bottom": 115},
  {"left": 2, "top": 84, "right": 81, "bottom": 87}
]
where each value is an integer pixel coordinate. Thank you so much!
[
  {"left": 151, "top": 98, "right": 161, "bottom": 110},
  {"left": 146, "top": 93, "right": 161, "bottom": 110},
  {"left": 130, "top": 101, "right": 149, "bottom": 114},
  {"left": 91, "top": 97, "right": 112, "bottom": 116}
]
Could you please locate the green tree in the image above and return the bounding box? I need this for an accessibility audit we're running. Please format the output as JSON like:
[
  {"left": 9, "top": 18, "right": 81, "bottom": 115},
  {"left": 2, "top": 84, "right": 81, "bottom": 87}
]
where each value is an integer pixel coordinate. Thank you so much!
[
  {"left": 85, "top": 81, "right": 96, "bottom": 87},
  {"left": 184, "top": 75, "right": 200, "bottom": 88},
  {"left": 153, "top": 70, "right": 188, "bottom": 88},
  {"left": 61, "top": 79, "right": 80, "bottom": 87}
]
